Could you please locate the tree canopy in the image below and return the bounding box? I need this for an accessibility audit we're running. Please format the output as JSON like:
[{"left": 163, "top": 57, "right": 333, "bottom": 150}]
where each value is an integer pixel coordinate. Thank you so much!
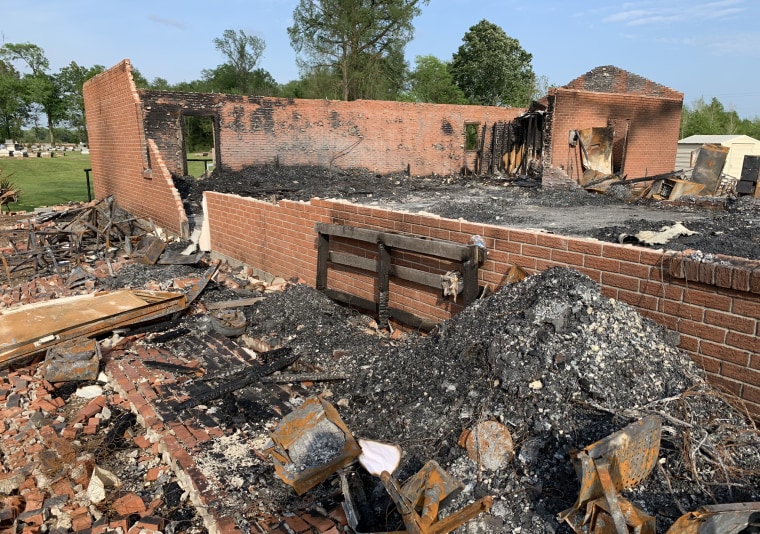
[
  {"left": 679, "top": 97, "right": 760, "bottom": 139},
  {"left": 450, "top": 20, "right": 535, "bottom": 107},
  {"left": 211, "top": 29, "right": 272, "bottom": 95},
  {"left": 288, "top": 0, "right": 427, "bottom": 101},
  {"left": 0, "top": 42, "right": 62, "bottom": 144},
  {"left": 406, "top": 55, "right": 466, "bottom": 104}
]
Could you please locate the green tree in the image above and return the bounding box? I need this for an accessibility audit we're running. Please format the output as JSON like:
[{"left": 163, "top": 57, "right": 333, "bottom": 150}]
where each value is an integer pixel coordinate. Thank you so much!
[
  {"left": 57, "top": 62, "right": 104, "bottom": 144},
  {"left": 201, "top": 63, "right": 278, "bottom": 96},
  {"left": 212, "top": 29, "right": 268, "bottom": 95},
  {"left": 0, "top": 42, "right": 64, "bottom": 144},
  {"left": 288, "top": 0, "right": 428, "bottom": 101},
  {"left": 281, "top": 67, "right": 343, "bottom": 100},
  {"left": 0, "top": 60, "right": 29, "bottom": 139},
  {"left": 407, "top": 55, "right": 466, "bottom": 104},
  {"left": 450, "top": 20, "right": 534, "bottom": 107}
]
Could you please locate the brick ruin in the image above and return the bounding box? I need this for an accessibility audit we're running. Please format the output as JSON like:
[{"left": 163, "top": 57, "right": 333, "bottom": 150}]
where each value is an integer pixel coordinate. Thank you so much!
[{"left": 83, "top": 60, "right": 760, "bottom": 416}]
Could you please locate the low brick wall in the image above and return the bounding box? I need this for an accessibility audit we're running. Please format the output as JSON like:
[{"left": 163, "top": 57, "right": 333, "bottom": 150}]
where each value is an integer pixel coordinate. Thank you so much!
[{"left": 206, "top": 192, "right": 760, "bottom": 415}]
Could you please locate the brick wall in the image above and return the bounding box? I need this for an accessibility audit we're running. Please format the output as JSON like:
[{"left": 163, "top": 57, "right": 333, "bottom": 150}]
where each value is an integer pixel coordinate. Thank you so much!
[
  {"left": 547, "top": 89, "right": 683, "bottom": 180},
  {"left": 139, "top": 91, "right": 524, "bottom": 177},
  {"left": 83, "top": 60, "right": 188, "bottom": 237},
  {"left": 205, "top": 193, "right": 760, "bottom": 416}
]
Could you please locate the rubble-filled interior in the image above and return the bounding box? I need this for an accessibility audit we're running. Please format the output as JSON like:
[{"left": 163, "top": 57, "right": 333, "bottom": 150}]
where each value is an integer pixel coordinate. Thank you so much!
[{"left": 1, "top": 184, "right": 759, "bottom": 533}]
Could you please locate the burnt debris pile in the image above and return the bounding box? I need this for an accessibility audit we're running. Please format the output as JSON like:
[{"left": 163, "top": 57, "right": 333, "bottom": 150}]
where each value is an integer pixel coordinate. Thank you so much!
[{"left": 249, "top": 267, "right": 760, "bottom": 533}]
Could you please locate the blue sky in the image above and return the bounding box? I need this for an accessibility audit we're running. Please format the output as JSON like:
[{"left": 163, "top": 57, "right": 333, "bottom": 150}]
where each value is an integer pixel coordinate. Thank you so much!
[{"left": 4, "top": 0, "right": 760, "bottom": 119}]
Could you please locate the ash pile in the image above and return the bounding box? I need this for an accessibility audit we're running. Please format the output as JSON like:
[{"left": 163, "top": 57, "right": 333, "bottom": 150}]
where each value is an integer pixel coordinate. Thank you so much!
[{"left": 247, "top": 267, "right": 760, "bottom": 533}]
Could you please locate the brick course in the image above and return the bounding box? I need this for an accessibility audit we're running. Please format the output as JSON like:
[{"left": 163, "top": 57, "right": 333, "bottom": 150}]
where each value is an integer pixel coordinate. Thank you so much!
[{"left": 205, "top": 193, "right": 760, "bottom": 415}]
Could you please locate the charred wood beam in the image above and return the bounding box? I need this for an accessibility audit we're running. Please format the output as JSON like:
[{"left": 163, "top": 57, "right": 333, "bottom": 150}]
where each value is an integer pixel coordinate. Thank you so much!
[{"left": 177, "top": 348, "right": 297, "bottom": 412}]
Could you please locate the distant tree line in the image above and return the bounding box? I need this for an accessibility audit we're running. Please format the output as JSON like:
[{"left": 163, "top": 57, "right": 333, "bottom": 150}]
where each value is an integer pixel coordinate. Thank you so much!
[
  {"left": 680, "top": 96, "right": 760, "bottom": 139},
  {"left": 3, "top": 1, "right": 756, "bottom": 148}
]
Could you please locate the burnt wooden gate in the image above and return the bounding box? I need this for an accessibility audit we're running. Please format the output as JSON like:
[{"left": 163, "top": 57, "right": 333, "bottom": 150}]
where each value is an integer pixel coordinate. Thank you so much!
[{"left": 315, "top": 223, "right": 481, "bottom": 330}]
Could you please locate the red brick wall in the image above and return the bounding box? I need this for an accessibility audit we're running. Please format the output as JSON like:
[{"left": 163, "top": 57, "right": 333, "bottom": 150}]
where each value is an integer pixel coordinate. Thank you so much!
[
  {"left": 139, "top": 91, "right": 524, "bottom": 177},
  {"left": 547, "top": 89, "right": 683, "bottom": 180},
  {"left": 205, "top": 192, "right": 760, "bottom": 416},
  {"left": 83, "top": 60, "right": 188, "bottom": 237}
]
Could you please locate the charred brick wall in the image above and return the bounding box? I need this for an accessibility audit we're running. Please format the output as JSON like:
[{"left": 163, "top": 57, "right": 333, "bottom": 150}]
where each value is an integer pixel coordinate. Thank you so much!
[
  {"left": 545, "top": 66, "right": 684, "bottom": 181},
  {"left": 83, "top": 60, "right": 188, "bottom": 237},
  {"left": 547, "top": 89, "right": 683, "bottom": 180},
  {"left": 141, "top": 91, "right": 224, "bottom": 177},
  {"left": 140, "top": 90, "right": 524, "bottom": 177},
  {"left": 205, "top": 193, "right": 760, "bottom": 416}
]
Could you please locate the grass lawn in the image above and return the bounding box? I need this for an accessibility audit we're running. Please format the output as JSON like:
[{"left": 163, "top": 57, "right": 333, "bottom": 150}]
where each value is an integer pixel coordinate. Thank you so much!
[{"left": 0, "top": 152, "right": 92, "bottom": 212}]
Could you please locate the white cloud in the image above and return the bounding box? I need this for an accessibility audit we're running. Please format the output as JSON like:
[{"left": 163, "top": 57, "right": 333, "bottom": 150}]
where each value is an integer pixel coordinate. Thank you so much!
[{"left": 602, "top": 0, "right": 745, "bottom": 26}]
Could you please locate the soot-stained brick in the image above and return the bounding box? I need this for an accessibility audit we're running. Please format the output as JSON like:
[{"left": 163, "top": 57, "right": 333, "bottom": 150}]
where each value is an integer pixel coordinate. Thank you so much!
[{"left": 250, "top": 101, "right": 275, "bottom": 132}]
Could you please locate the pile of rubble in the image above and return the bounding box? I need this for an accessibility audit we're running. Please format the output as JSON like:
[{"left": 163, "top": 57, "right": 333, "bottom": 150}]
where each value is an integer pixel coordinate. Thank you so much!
[{"left": 236, "top": 269, "right": 760, "bottom": 532}]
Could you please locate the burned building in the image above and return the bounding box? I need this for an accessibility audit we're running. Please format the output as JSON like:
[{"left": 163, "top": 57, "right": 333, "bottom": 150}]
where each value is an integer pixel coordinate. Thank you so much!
[
  {"left": 82, "top": 59, "right": 760, "bottom": 421},
  {"left": 541, "top": 65, "right": 684, "bottom": 182}
]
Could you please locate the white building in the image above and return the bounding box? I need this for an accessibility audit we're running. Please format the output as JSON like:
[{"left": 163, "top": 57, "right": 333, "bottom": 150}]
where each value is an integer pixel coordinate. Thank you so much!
[{"left": 676, "top": 134, "right": 760, "bottom": 179}]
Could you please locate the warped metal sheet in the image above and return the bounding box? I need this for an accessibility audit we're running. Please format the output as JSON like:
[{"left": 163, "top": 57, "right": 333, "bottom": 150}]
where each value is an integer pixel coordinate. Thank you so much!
[
  {"left": 577, "top": 127, "right": 614, "bottom": 185},
  {"left": 691, "top": 143, "right": 729, "bottom": 195}
]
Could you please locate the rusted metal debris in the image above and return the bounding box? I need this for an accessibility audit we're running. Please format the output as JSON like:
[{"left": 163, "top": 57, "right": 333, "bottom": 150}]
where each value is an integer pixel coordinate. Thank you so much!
[
  {"left": 666, "top": 502, "right": 760, "bottom": 534},
  {"left": 690, "top": 143, "right": 730, "bottom": 195},
  {"left": 343, "top": 445, "right": 493, "bottom": 534},
  {"left": 42, "top": 337, "right": 101, "bottom": 383},
  {"left": 377, "top": 461, "right": 493, "bottom": 534},
  {"left": 559, "top": 416, "right": 662, "bottom": 534},
  {"left": 270, "top": 404, "right": 493, "bottom": 533},
  {"left": 646, "top": 178, "right": 705, "bottom": 201},
  {"left": 269, "top": 395, "right": 361, "bottom": 495}
]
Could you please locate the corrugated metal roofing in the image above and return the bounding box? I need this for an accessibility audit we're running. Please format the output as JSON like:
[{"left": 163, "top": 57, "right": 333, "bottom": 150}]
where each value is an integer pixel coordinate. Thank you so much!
[{"left": 679, "top": 134, "right": 760, "bottom": 144}]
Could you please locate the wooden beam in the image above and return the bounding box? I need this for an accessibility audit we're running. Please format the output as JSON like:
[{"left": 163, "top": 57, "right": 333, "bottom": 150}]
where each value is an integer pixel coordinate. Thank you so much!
[
  {"left": 377, "top": 242, "right": 391, "bottom": 329},
  {"left": 316, "top": 232, "right": 330, "bottom": 290},
  {"left": 328, "top": 251, "right": 375, "bottom": 272},
  {"left": 316, "top": 223, "right": 473, "bottom": 261}
]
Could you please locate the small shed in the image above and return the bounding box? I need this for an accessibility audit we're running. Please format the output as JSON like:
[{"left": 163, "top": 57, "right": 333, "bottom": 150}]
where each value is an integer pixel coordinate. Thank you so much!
[{"left": 676, "top": 134, "right": 760, "bottom": 178}]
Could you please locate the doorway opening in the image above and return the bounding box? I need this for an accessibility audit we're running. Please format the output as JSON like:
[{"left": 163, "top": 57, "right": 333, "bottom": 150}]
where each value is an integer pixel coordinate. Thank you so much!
[{"left": 182, "top": 114, "right": 218, "bottom": 177}]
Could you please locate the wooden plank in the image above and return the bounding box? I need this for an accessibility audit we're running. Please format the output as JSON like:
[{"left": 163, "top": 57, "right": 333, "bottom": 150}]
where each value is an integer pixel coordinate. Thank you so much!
[
  {"left": 316, "top": 232, "right": 330, "bottom": 290},
  {"left": 323, "top": 289, "right": 437, "bottom": 332},
  {"left": 206, "top": 297, "right": 266, "bottom": 310},
  {"left": 323, "top": 288, "right": 376, "bottom": 313},
  {"left": 462, "top": 259, "right": 479, "bottom": 305},
  {"left": 388, "top": 308, "right": 438, "bottom": 332},
  {"left": 316, "top": 223, "right": 379, "bottom": 243},
  {"left": 316, "top": 223, "right": 472, "bottom": 261},
  {"left": 377, "top": 242, "right": 391, "bottom": 329},
  {"left": 391, "top": 265, "right": 441, "bottom": 289},
  {"left": 0, "top": 290, "right": 186, "bottom": 368},
  {"left": 330, "top": 251, "right": 446, "bottom": 290},
  {"left": 328, "top": 251, "right": 375, "bottom": 272}
]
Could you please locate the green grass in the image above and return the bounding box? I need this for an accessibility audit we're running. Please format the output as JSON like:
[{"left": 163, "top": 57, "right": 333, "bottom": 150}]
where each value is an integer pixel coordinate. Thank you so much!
[
  {"left": 186, "top": 153, "right": 214, "bottom": 178},
  {"left": 0, "top": 152, "right": 92, "bottom": 212}
]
